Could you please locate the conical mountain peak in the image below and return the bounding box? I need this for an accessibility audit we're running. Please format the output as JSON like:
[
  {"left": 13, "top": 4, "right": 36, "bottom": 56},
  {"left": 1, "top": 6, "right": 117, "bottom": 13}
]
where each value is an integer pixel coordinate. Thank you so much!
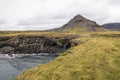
[
  {"left": 73, "top": 14, "right": 85, "bottom": 19},
  {"left": 50, "top": 14, "right": 106, "bottom": 32},
  {"left": 70, "top": 14, "right": 86, "bottom": 22}
]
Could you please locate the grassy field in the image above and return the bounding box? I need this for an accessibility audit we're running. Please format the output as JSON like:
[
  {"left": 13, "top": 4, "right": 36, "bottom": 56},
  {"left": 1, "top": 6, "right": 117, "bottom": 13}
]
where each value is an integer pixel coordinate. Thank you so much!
[
  {"left": 2, "top": 31, "right": 119, "bottom": 80},
  {"left": 0, "top": 31, "right": 79, "bottom": 39}
]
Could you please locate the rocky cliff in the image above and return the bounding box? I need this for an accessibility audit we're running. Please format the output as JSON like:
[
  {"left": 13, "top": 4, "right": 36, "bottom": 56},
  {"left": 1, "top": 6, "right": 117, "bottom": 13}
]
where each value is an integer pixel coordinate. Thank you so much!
[{"left": 0, "top": 35, "right": 78, "bottom": 55}]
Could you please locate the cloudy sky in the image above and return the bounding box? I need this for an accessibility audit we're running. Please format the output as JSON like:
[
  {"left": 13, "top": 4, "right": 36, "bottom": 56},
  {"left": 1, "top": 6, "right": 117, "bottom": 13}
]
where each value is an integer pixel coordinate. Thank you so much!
[{"left": 0, "top": 0, "right": 120, "bottom": 30}]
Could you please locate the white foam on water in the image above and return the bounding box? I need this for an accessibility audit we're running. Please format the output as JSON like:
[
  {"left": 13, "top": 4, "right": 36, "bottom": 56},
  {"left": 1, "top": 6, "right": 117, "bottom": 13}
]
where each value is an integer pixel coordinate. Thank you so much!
[{"left": 0, "top": 53, "right": 53, "bottom": 59}]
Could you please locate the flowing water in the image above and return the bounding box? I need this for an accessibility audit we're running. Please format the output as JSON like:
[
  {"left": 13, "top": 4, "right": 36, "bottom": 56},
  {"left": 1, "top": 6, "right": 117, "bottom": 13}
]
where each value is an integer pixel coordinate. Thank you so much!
[{"left": 0, "top": 54, "right": 56, "bottom": 80}]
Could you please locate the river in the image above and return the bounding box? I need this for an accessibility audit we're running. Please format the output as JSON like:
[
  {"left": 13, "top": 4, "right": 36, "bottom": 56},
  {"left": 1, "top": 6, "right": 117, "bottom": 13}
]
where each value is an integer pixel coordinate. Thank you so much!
[{"left": 0, "top": 54, "right": 56, "bottom": 80}]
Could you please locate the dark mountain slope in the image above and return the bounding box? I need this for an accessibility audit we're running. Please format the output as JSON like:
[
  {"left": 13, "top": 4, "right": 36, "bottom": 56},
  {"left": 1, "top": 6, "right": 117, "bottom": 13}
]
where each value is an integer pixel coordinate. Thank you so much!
[
  {"left": 103, "top": 23, "right": 120, "bottom": 31},
  {"left": 51, "top": 15, "right": 106, "bottom": 32}
]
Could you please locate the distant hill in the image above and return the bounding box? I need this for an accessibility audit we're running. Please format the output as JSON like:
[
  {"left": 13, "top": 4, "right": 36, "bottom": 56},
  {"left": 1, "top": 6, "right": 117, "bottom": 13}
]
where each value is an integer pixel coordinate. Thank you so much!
[
  {"left": 50, "top": 15, "right": 106, "bottom": 32},
  {"left": 103, "top": 23, "right": 120, "bottom": 31}
]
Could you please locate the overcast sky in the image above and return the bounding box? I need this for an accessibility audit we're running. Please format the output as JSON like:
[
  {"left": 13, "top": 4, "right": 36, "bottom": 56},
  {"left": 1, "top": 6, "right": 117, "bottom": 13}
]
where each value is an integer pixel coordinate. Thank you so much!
[{"left": 0, "top": 0, "right": 120, "bottom": 30}]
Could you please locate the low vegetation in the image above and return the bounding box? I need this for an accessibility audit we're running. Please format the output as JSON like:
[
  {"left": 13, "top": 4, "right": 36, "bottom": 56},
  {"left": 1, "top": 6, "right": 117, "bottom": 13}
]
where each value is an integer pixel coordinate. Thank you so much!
[
  {"left": 0, "top": 31, "right": 77, "bottom": 38},
  {"left": 14, "top": 31, "right": 120, "bottom": 80}
]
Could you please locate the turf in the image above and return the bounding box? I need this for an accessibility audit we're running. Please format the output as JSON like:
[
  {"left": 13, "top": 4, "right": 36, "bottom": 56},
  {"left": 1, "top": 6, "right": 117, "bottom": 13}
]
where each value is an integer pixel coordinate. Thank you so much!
[{"left": 14, "top": 31, "right": 120, "bottom": 80}]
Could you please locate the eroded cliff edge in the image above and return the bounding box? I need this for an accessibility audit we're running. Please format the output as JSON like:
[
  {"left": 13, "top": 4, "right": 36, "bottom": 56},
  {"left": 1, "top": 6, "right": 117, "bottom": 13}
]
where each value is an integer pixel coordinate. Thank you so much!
[{"left": 0, "top": 34, "right": 78, "bottom": 55}]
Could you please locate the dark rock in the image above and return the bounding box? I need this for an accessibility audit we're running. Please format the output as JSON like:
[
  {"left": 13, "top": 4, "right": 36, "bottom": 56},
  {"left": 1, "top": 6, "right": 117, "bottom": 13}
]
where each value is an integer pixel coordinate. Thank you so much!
[
  {"left": 0, "top": 46, "right": 15, "bottom": 54},
  {"left": 0, "top": 35, "right": 78, "bottom": 54}
]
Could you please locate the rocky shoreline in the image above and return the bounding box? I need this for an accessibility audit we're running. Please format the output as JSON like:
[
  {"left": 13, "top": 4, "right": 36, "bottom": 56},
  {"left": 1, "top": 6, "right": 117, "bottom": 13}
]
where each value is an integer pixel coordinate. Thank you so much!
[
  {"left": 0, "top": 35, "right": 78, "bottom": 55},
  {"left": 0, "top": 53, "right": 59, "bottom": 59}
]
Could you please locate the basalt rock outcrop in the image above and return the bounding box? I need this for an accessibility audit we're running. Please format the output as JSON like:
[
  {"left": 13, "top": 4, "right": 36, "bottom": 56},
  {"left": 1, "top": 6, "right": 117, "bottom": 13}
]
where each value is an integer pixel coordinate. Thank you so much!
[{"left": 0, "top": 35, "right": 78, "bottom": 55}]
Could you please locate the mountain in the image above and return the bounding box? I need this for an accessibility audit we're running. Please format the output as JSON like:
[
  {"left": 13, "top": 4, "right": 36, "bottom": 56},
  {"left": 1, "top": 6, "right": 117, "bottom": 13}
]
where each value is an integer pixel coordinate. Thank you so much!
[
  {"left": 103, "top": 23, "right": 120, "bottom": 31},
  {"left": 50, "top": 15, "right": 106, "bottom": 32}
]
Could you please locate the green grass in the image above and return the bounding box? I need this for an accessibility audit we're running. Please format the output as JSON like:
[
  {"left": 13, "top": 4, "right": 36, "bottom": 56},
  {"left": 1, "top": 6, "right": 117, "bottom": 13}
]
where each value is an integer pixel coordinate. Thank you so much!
[
  {"left": 14, "top": 31, "right": 120, "bottom": 80},
  {"left": 0, "top": 31, "right": 78, "bottom": 39}
]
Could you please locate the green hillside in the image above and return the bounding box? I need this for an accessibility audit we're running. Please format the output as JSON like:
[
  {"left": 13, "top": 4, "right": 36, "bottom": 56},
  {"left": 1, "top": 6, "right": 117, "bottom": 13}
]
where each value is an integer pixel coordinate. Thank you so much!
[{"left": 15, "top": 32, "right": 120, "bottom": 80}]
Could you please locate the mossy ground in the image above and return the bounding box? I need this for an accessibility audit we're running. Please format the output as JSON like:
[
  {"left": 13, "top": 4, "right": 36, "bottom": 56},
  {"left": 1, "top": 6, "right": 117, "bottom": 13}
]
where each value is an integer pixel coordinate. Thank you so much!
[
  {"left": 0, "top": 31, "right": 77, "bottom": 38},
  {"left": 3, "top": 31, "right": 119, "bottom": 80}
]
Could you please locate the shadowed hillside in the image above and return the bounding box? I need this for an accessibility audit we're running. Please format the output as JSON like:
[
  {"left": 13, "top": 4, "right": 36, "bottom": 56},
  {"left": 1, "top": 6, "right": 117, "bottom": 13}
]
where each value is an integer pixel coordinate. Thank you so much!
[
  {"left": 103, "top": 23, "right": 120, "bottom": 31},
  {"left": 50, "top": 15, "right": 106, "bottom": 32}
]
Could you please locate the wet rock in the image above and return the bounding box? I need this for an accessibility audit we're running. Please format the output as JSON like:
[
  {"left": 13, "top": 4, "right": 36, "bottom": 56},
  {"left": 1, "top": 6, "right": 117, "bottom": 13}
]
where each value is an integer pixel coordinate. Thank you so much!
[
  {"left": 0, "top": 46, "right": 15, "bottom": 54},
  {"left": 0, "top": 35, "right": 78, "bottom": 54}
]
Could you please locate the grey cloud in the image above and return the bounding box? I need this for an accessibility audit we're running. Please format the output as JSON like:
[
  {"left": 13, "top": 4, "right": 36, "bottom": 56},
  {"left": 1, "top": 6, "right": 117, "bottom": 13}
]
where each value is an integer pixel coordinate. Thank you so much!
[
  {"left": 18, "top": 13, "right": 71, "bottom": 26},
  {"left": 0, "top": 20, "right": 5, "bottom": 24},
  {"left": 108, "top": 0, "right": 120, "bottom": 5},
  {"left": 0, "top": 24, "right": 62, "bottom": 30},
  {"left": 19, "top": 17, "right": 68, "bottom": 25},
  {"left": 0, "top": 0, "right": 120, "bottom": 30}
]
